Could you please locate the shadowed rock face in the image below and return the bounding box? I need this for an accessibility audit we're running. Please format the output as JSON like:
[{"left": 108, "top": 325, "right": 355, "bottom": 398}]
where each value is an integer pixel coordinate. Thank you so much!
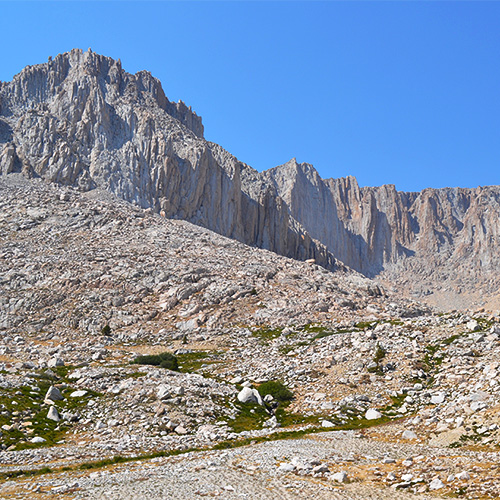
[
  {"left": 264, "top": 159, "right": 417, "bottom": 276},
  {"left": 0, "top": 49, "right": 337, "bottom": 271}
]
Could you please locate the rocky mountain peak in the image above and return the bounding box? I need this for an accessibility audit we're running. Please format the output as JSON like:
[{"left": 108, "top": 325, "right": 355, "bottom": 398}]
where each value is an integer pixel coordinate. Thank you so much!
[
  {"left": 0, "top": 49, "right": 338, "bottom": 273},
  {"left": 2, "top": 48, "right": 204, "bottom": 139}
]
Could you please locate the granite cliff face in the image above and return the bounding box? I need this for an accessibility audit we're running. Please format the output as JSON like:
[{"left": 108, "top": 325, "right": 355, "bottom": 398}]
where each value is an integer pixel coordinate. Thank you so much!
[
  {"left": 265, "top": 159, "right": 500, "bottom": 308},
  {"left": 0, "top": 49, "right": 336, "bottom": 270}
]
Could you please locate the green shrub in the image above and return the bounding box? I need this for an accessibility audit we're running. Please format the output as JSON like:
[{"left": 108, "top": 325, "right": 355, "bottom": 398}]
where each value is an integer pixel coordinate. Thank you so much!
[
  {"left": 101, "top": 324, "right": 111, "bottom": 336},
  {"left": 258, "top": 380, "right": 294, "bottom": 402},
  {"left": 373, "top": 343, "right": 386, "bottom": 363},
  {"left": 132, "top": 352, "right": 179, "bottom": 371}
]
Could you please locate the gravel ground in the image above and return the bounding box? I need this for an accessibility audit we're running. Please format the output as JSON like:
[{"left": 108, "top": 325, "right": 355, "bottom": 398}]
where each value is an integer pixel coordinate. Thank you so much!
[
  {"left": 74, "top": 432, "right": 444, "bottom": 499},
  {"left": 0, "top": 431, "right": 449, "bottom": 499}
]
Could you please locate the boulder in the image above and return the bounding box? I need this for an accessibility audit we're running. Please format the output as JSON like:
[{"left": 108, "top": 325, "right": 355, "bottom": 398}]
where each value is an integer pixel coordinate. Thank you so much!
[
  {"left": 47, "top": 406, "right": 60, "bottom": 422},
  {"left": 45, "top": 386, "right": 64, "bottom": 401},
  {"left": 365, "top": 409, "right": 382, "bottom": 420},
  {"left": 237, "top": 387, "right": 263, "bottom": 405}
]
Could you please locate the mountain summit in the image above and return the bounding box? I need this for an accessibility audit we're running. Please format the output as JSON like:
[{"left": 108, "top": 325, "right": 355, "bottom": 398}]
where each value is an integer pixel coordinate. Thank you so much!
[{"left": 0, "top": 48, "right": 336, "bottom": 270}]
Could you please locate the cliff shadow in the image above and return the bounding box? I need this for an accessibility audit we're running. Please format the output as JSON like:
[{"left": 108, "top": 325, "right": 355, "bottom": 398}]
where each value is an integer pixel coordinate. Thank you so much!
[
  {"left": 332, "top": 210, "right": 416, "bottom": 279},
  {"left": 0, "top": 119, "right": 13, "bottom": 144}
]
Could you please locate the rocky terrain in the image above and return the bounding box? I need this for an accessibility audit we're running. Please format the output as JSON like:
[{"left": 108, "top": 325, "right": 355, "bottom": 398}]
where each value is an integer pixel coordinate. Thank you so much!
[
  {"left": 1, "top": 175, "right": 500, "bottom": 499},
  {"left": 2, "top": 50, "right": 500, "bottom": 499}
]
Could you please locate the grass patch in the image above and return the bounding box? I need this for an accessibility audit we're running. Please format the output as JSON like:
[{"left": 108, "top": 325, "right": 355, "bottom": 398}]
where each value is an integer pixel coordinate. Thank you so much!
[
  {"left": 302, "top": 323, "right": 354, "bottom": 340},
  {"left": 301, "top": 324, "right": 331, "bottom": 334},
  {"left": 176, "top": 351, "right": 223, "bottom": 373},
  {"left": 279, "top": 341, "right": 310, "bottom": 355},
  {"left": 387, "top": 319, "right": 403, "bottom": 326},
  {"left": 124, "top": 371, "right": 147, "bottom": 379},
  {"left": 251, "top": 327, "right": 283, "bottom": 342},
  {"left": 313, "top": 330, "right": 346, "bottom": 340},
  {"left": 0, "top": 466, "right": 54, "bottom": 480},
  {"left": 355, "top": 321, "right": 378, "bottom": 330},
  {"left": 379, "top": 393, "right": 407, "bottom": 416},
  {"left": 0, "top": 413, "right": 406, "bottom": 480},
  {"left": 424, "top": 345, "right": 444, "bottom": 371},
  {"left": 442, "top": 334, "right": 462, "bottom": 346},
  {"left": 275, "top": 408, "right": 321, "bottom": 427},
  {"left": 473, "top": 317, "right": 494, "bottom": 331},
  {"left": 0, "top": 378, "right": 101, "bottom": 451},
  {"left": 226, "top": 401, "right": 271, "bottom": 433}
]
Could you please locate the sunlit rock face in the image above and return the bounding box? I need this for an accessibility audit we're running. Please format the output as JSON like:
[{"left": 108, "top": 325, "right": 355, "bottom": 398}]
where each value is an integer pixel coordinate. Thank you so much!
[
  {"left": 2, "top": 49, "right": 500, "bottom": 308},
  {"left": 0, "top": 49, "right": 337, "bottom": 270}
]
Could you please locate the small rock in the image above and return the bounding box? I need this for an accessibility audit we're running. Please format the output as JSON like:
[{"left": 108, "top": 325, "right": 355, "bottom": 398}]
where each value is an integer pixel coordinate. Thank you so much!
[
  {"left": 469, "top": 391, "right": 489, "bottom": 402},
  {"left": 431, "top": 393, "right": 446, "bottom": 404},
  {"left": 278, "top": 463, "right": 295, "bottom": 472},
  {"left": 402, "top": 430, "right": 417, "bottom": 440},
  {"left": 313, "top": 464, "right": 330, "bottom": 473},
  {"left": 157, "top": 385, "right": 170, "bottom": 400},
  {"left": 466, "top": 320, "right": 480, "bottom": 332},
  {"left": 70, "top": 390, "right": 87, "bottom": 398},
  {"left": 429, "top": 477, "right": 445, "bottom": 490},
  {"left": 47, "top": 406, "right": 60, "bottom": 422},
  {"left": 321, "top": 420, "right": 335, "bottom": 428},
  {"left": 330, "top": 471, "right": 348, "bottom": 483},
  {"left": 48, "top": 357, "right": 64, "bottom": 368},
  {"left": 263, "top": 416, "right": 279, "bottom": 428}
]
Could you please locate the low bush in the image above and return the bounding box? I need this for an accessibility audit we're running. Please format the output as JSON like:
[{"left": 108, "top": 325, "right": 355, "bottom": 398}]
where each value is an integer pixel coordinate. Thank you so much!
[
  {"left": 132, "top": 352, "right": 179, "bottom": 371},
  {"left": 258, "top": 380, "right": 294, "bottom": 403},
  {"left": 101, "top": 324, "right": 111, "bottom": 336}
]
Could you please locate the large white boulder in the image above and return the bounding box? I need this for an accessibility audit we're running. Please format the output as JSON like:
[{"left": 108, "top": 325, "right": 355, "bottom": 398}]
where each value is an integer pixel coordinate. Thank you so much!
[
  {"left": 237, "top": 387, "right": 263, "bottom": 405},
  {"left": 365, "top": 408, "right": 382, "bottom": 420}
]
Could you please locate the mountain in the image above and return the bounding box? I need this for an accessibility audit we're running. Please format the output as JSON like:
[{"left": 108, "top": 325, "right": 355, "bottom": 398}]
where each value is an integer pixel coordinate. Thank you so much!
[
  {"left": 1, "top": 48, "right": 499, "bottom": 309},
  {"left": 3, "top": 51, "right": 500, "bottom": 497},
  {"left": 265, "top": 159, "right": 500, "bottom": 309},
  {"left": 0, "top": 48, "right": 337, "bottom": 271}
]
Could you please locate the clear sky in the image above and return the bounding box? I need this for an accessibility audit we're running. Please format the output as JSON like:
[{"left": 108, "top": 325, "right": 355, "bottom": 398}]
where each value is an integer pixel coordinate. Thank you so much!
[{"left": 1, "top": 1, "right": 499, "bottom": 192}]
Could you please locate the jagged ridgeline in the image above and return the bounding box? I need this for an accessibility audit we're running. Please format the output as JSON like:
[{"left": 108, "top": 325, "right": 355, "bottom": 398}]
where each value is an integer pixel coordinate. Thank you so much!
[
  {"left": 1, "top": 48, "right": 499, "bottom": 308},
  {"left": 0, "top": 48, "right": 337, "bottom": 272}
]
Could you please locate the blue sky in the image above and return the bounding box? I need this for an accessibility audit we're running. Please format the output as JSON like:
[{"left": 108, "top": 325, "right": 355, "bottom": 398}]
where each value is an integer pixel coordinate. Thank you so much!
[{"left": 1, "top": 1, "right": 499, "bottom": 192}]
